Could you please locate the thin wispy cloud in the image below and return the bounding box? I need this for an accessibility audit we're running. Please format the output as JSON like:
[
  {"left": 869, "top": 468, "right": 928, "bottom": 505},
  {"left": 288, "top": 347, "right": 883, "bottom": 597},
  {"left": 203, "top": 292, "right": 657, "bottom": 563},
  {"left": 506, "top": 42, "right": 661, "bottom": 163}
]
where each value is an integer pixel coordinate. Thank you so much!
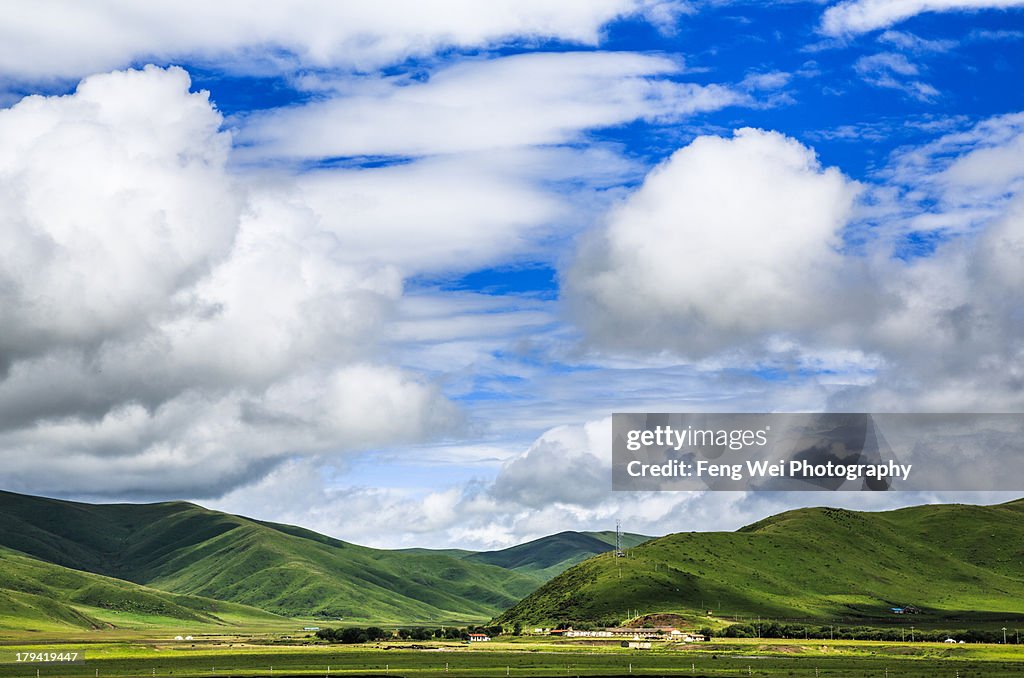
[
  {"left": 822, "top": 0, "right": 1024, "bottom": 36},
  {"left": 853, "top": 52, "right": 940, "bottom": 101}
]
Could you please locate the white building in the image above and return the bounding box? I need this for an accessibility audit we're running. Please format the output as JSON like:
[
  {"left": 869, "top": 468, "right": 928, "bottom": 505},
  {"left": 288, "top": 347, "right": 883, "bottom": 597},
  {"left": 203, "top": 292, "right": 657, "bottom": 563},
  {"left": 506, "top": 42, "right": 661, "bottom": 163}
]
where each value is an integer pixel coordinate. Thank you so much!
[{"left": 561, "top": 627, "right": 705, "bottom": 642}]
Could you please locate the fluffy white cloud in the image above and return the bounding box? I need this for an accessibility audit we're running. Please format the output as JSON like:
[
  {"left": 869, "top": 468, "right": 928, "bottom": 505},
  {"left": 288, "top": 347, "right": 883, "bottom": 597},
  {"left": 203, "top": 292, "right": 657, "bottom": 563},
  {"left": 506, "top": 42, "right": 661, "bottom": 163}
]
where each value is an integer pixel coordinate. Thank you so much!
[
  {"left": 567, "top": 128, "right": 864, "bottom": 356},
  {"left": 822, "top": 0, "right": 1024, "bottom": 36},
  {"left": 237, "top": 52, "right": 743, "bottom": 160},
  {"left": 0, "top": 66, "right": 237, "bottom": 367},
  {"left": 568, "top": 115, "right": 1024, "bottom": 412},
  {"left": 0, "top": 66, "right": 461, "bottom": 497},
  {"left": 491, "top": 418, "right": 612, "bottom": 508},
  {"left": 844, "top": 192, "right": 1024, "bottom": 412},
  {"left": 0, "top": 0, "right": 685, "bottom": 80},
  {"left": 0, "top": 363, "right": 459, "bottom": 498}
]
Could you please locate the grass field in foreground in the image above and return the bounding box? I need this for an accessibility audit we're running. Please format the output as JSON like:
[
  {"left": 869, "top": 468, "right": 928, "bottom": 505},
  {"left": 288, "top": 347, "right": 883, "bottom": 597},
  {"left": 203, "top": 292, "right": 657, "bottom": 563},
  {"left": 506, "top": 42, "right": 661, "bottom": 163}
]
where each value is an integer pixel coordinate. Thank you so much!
[{"left": 1, "top": 637, "right": 1024, "bottom": 677}]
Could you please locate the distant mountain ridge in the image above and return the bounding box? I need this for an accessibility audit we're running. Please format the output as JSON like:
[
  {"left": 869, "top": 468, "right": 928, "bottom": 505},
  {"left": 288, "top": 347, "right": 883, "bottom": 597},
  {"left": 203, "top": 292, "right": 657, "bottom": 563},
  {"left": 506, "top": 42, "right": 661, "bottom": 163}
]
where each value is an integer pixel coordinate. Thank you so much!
[{"left": 464, "top": 530, "right": 651, "bottom": 580}]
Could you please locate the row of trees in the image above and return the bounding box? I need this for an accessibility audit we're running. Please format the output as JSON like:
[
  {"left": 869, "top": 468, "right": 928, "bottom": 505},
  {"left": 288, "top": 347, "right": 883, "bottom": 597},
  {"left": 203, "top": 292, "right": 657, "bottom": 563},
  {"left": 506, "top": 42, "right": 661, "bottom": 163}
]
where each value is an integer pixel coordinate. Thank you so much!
[
  {"left": 315, "top": 625, "right": 505, "bottom": 644},
  {"left": 318, "top": 621, "right": 1010, "bottom": 645}
]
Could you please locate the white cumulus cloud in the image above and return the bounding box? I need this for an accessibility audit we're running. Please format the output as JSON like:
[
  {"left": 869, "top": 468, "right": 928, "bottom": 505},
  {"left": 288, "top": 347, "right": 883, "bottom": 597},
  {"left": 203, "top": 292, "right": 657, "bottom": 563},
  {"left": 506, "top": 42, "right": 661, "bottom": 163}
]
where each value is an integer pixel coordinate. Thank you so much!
[
  {"left": 566, "top": 128, "right": 865, "bottom": 356},
  {"left": 568, "top": 115, "right": 1024, "bottom": 413},
  {"left": 0, "top": 66, "right": 460, "bottom": 498},
  {"left": 0, "top": 66, "right": 237, "bottom": 366}
]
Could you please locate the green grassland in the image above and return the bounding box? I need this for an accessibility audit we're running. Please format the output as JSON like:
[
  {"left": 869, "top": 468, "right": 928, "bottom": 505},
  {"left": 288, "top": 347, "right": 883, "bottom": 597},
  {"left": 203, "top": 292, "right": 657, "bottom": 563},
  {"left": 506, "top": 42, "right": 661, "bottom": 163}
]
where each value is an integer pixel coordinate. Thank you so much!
[
  {"left": 0, "top": 546, "right": 282, "bottom": 634},
  {"left": 1, "top": 636, "right": 1024, "bottom": 677},
  {"left": 497, "top": 499, "right": 1024, "bottom": 627}
]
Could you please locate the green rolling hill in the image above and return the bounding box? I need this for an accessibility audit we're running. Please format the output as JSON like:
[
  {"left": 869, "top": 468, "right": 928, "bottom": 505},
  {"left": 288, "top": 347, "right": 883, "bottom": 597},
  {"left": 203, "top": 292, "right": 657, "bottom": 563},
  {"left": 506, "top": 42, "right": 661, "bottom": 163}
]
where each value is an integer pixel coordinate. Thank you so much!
[
  {"left": 0, "top": 545, "right": 281, "bottom": 632},
  {"left": 11, "top": 489, "right": 1020, "bottom": 632},
  {"left": 496, "top": 499, "right": 1024, "bottom": 627},
  {"left": 0, "top": 491, "right": 538, "bottom": 624}
]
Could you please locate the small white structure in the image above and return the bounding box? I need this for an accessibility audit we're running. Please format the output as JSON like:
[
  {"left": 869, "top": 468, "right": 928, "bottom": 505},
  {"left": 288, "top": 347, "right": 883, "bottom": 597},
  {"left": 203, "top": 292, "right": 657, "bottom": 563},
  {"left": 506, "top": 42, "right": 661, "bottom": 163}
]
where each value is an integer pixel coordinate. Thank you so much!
[
  {"left": 174, "top": 636, "right": 184, "bottom": 641},
  {"left": 670, "top": 630, "right": 707, "bottom": 642},
  {"left": 468, "top": 633, "right": 491, "bottom": 642},
  {"left": 184, "top": 636, "right": 194, "bottom": 641},
  {"left": 944, "top": 638, "right": 957, "bottom": 644},
  {"left": 565, "top": 629, "right": 613, "bottom": 638}
]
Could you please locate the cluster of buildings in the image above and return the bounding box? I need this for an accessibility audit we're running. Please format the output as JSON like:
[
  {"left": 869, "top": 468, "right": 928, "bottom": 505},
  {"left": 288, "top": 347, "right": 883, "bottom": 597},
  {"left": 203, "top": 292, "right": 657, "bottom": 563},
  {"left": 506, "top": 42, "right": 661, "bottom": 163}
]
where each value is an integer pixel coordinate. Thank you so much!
[{"left": 544, "top": 627, "right": 706, "bottom": 643}]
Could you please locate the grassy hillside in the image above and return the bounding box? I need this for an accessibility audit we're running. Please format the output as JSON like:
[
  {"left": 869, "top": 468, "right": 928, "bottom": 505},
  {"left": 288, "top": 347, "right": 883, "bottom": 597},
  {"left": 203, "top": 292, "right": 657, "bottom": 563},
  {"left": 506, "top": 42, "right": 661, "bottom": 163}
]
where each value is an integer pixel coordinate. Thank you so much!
[
  {"left": 465, "top": 531, "right": 651, "bottom": 580},
  {"left": 0, "top": 546, "right": 280, "bottom": 632},
  {"left": 0, "top": 491, "right": 537, "bottom": 623},
  {"left": 496, "top": 499, "right": 1024, "bottom": 626}
]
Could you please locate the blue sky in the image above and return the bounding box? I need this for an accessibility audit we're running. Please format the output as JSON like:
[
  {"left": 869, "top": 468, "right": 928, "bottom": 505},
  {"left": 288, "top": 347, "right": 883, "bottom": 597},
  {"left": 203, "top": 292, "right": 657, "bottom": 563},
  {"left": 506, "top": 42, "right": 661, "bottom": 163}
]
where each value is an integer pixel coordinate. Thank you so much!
[{"left": 0, "top": 1, "right": 1023, "bottom": 548}]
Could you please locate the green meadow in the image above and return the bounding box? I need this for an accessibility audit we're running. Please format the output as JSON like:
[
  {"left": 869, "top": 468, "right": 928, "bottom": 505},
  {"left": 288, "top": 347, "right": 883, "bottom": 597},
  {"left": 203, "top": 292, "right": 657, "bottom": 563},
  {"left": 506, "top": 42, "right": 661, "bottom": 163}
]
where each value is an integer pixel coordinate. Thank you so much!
[{"left": 2, "top": 636, "right": 1024, "bottom": 677}]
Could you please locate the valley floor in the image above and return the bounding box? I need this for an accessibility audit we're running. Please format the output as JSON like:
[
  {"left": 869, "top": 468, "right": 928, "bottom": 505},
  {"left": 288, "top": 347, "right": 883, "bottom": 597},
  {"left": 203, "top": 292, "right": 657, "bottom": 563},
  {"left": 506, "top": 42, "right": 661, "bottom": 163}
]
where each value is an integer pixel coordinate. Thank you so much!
[{"left": 2, "top": 633, "right": 1024, "bottom": 677}]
